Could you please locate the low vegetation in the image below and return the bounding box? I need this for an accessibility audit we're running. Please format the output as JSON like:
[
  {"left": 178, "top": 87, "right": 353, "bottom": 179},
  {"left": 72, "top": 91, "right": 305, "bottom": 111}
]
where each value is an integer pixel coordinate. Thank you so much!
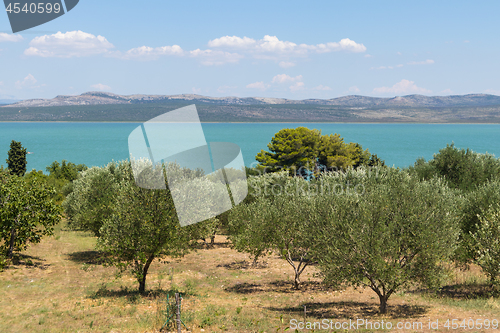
[
  {"left": 3, "top": 102, "right": 500, "bottom": 122},
  {"left": 1, "top": 225, "right": 500, "bottom": 332},
  {"left": 255, "top": 127, "right": 384, "bottom": 176},
  {"left": 2, "top": 129, "right": 500, "bottom": 332}
]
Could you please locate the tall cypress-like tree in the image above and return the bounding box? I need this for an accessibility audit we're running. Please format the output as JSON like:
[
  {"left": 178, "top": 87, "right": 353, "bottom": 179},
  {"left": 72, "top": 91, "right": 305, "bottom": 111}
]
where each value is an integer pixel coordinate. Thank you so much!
[{"left": 6, "top": 140, "right": 27, "bottom": 177}]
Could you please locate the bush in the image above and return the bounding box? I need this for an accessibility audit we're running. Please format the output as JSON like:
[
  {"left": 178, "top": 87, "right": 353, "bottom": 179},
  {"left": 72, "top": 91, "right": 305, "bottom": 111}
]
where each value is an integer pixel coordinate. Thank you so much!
[
  {"left": 0, "top": 174, "right": 62, "bottom": 258},
  {"left": 455, "top": 180, "right": 500, "bottom": 264},
  {"left": 255, "top": 127, "right": 381, "bottom": 177},
  {"left": 63, "top": 161, "right": 132, "bottom": 236},
  {"left": 409, "top": 143, "right": 500, "bottom": 192},
  {"left": 229, "top": 173, "right": 315, "bottom": 289},
  {"left": 310, "top": 168, "right": 461, "bottom": 313},
  {"left": 46, "top": 160, "right": 88, "bottom": 182},
  {"left": 96, "top": 160, "right": 215, "bottom": 293},
  {"left": 472, "top": 206, "right": 500, "bottom": 283}
]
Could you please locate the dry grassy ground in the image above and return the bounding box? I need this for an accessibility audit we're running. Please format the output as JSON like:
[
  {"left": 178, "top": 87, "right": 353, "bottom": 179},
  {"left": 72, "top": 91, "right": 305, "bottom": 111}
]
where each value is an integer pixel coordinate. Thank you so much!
[{"left": 1, "top": 221, "right": 500, "bottom": 333}]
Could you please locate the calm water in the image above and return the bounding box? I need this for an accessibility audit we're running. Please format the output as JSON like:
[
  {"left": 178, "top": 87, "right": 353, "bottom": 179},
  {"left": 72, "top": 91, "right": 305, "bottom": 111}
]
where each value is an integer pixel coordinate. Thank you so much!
[{"left": 1, "top": 122, "right": 500, "bottom": 172}]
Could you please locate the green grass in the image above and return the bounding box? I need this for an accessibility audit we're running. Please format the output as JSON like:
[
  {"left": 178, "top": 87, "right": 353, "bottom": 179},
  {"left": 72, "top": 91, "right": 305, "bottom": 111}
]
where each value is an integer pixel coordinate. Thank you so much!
[{"left": 2, "top": 220, "right": 500, "bottom": 332}]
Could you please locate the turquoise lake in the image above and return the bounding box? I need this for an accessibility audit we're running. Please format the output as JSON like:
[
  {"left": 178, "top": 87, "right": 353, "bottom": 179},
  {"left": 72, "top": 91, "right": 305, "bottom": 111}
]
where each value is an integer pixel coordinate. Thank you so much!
[{"left": 1, "top": 122, "right": 500, "bottom": 172}]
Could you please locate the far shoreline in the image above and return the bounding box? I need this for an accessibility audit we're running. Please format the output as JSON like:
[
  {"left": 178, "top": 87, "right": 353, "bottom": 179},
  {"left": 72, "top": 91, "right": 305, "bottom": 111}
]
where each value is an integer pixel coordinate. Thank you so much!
[{"left": 1, "top": 121, "right": 500, "bottom": 125}]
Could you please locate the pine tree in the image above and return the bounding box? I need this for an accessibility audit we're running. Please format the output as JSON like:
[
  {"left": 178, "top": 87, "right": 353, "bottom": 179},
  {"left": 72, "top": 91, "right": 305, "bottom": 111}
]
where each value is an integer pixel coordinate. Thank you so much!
[{"left": 6, "top": 140, "right": 27, "bottom": 177}]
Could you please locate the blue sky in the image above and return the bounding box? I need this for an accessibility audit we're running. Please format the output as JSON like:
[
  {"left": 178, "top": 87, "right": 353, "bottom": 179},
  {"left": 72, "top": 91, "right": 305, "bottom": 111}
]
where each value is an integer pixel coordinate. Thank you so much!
[{"left": 0, "top": 0, "right": 499, "bottom": 100}]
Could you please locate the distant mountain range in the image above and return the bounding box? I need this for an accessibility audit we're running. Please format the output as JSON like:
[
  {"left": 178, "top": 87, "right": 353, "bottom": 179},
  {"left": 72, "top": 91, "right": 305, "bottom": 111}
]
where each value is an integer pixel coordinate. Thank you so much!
[
  {"left": 4, "top": 91, "right": 500, "bottom": 108},
  {"left": 3, "top": 92, "right": 500, "bottom": 122}
]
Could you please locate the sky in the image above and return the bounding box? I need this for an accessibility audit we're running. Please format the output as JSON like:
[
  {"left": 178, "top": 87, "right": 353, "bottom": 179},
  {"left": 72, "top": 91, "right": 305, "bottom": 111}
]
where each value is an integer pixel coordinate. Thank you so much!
[{"left": 0, "top": 0, "right": 499, "bottom": 101}]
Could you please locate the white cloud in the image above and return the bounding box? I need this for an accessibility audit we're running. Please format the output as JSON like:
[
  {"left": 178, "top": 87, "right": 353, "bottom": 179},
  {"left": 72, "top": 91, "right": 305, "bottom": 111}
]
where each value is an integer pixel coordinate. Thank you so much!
[
  {"left": 217, "top": 85, "right": 237, "bottom": 94},
  {"left": 249, "top": 74, "right": 308, "bottom": 92},
  {"left": 364, "top": 54, "right": 373, "bottom": 58},
  {"left": 20, "top": 33, "right": 364, "bottom": 69},
  {"left": 464, "top": 40, "right": 470, "bottom": 43},
  {"left": 0, "top": 33, "right": 23, "bottom": 42},
  {"left": 271, "top": 74, "right": 305, "bottom": 92},
  {"left": 15, "top": 74, "right": 42, "bottom": 89},
  {"left": 123, "top": 45, "right": 183, "bottom": 60},
  {"left": 272, "top": 74, "right": 303, "bottom": 84},
  {"left": 208, "top": 36, "right": 256, "bottom": 48},
  {"left": 348, "top": 86, "right": 360, "bottom": 93},
  {"left": 373, "top": 79, "right": 431, "bottom": 95},
  {"left": 121, "top": 44, "right": 240, "bottom": 65},
  {"left": 441, "top": 89, "right": 454, "bottom": 95},
  {"left": 90, "top": 83, "right": 111, "bottom": 91},
  {"left": 485, "top": 89, "right": 500, "bottom": 96},
  {"left": 189, "top": 49, "right": 243, "bottom": 66},
  {"left": 313, "top": 85, "right": 332, "bottom": 91},
  {"left": 407, "top": 59, "right": 434, "bottom": 65},
  {"left": 24, "top": 31, "right": 114, "bottom": 58},
  {"left": 279, "top": 61, "right": 296, "bottom": 68},
  {"left": 246, "top": 81, "right": 270, "bottom": 91},
  {"left": 208, "top": 35, "right": 366, "bottom": 60},
  {"left": 120, "top": 43, "right": 243, "bottom": 65},
  {"left": 312, "top": 38, "right": 366, "bottom": 53},
  {"left": 289, "top": 82, "right": 305, "bottom": 92},
  {"left": 256, "top": 35, "right": 302, "bottom": 54}
]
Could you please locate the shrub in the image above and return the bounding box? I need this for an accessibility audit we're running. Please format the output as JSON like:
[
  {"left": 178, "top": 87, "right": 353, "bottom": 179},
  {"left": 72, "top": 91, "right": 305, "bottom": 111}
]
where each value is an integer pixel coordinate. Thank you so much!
[{"left": 472, "top": 206, "right": 500, "bottom": 283}]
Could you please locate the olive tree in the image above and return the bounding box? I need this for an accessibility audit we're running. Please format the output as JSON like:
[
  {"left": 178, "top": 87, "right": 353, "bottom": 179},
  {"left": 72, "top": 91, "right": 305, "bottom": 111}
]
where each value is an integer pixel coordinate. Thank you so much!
[
  {"left": 228, "top": 172, "right": 317, "bottom": 289},
  {"left": 0, "top": 175, "right": 62, "bottom": 259},
  {"left": 96, "top": 161, "right": 216, "bottom": 293},
  {"left": 311, "top": 168, "right": 461, "bottom": 313},
  {"left": 455, "top": 180, "right": 500, "bottom": 265},
  {"left": 98, "top": 181, "right": 213, "bottom": 293},
  {"left": 471, "top": 206, "right": 500, "bottom": 283},
  {"left": 46, "top": 160, "right": 88, "bottom": 182},
  {"left": 63, "top": 161, "right": 132, "bottom": 236},
  {"left": 409, "top": 143, "right": 500, "bottom": 192}
]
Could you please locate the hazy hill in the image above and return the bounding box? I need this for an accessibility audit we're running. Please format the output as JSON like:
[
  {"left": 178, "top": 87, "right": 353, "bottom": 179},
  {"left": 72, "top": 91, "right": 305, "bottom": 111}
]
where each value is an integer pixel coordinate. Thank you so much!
[
  {"left": 2, "top": 92, "right": 500, "bottom": 122},
  {"left": 4, "top": 91, "right": 500, "bottom": 108}
]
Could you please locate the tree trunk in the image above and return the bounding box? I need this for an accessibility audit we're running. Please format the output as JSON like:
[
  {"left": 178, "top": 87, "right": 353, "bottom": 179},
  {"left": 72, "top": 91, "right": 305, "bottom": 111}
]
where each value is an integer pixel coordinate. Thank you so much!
[
  {"left": 252, "top": 255, "right": 259, "bottom": 267},
  {"left": 284, "top": 247, "right": 309, "bottom": 290},
  {"left": 139, "top": 278, "right": 146, "bottom": 294},
  {"left": 378, "top": 293, "right": 388, "bottom": 314},
  {"left": 294, "top": 270, "right": 301, "bottom": 290},
  {"left": 138, "top": 254, "right": 155, "bottom": 294}
]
